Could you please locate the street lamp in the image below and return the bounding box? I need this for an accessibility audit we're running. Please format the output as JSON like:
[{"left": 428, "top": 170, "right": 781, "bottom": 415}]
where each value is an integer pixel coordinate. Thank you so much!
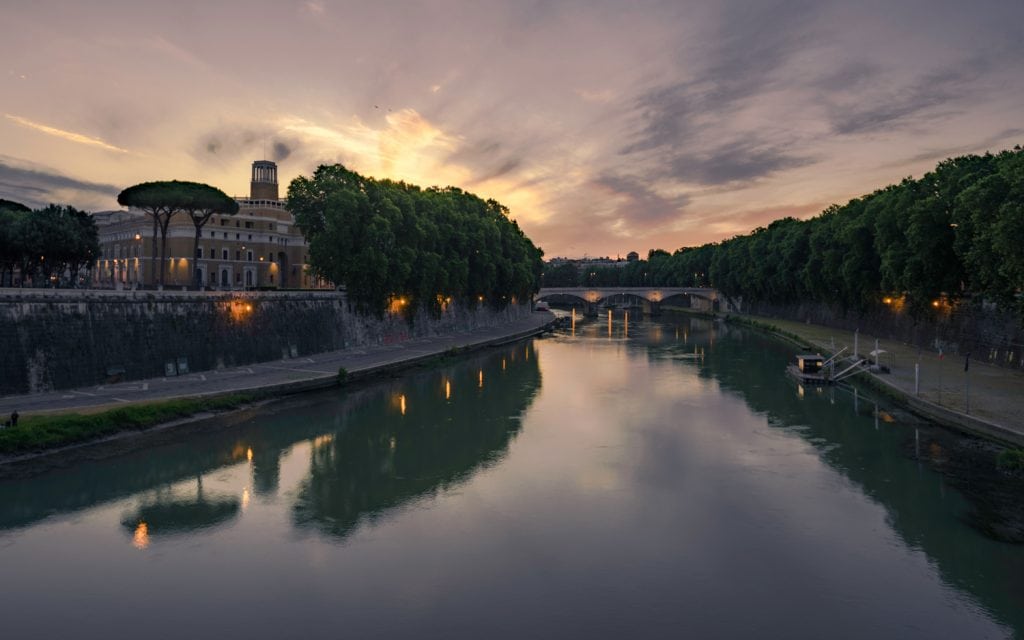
[{"left": 134, "top": 233, "right": 142, "bottom": 287}]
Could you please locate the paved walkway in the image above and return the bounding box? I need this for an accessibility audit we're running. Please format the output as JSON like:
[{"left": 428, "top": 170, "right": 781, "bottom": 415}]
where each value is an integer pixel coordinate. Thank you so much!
[
  {"left": 0, "top": 312, "right": 555, "bottom": 416},
  {"left": 749, "top": 314, "right": 1024, "bottom": 441}
]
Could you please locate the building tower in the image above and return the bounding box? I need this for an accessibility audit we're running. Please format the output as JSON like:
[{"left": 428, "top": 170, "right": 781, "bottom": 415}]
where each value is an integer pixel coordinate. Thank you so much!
[{"left": 250, "top": 160, "right": 279, "bottom": 200}]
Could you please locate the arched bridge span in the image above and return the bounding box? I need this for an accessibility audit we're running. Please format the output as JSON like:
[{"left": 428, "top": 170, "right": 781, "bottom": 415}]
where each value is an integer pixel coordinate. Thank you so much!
[{"left": 536, "top": 287, "right": 732, "bottom": 314}]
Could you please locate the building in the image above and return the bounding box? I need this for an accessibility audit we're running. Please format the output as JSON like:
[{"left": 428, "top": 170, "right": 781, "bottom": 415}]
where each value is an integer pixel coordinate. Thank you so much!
[{"left": 94, "top": 160, "right": 329, "bottom": 290}]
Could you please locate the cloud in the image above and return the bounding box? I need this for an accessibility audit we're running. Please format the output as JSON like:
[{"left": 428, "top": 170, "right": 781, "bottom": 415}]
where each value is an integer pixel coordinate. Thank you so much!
[
  {"left": 591, "top": 173, "right": 690, "bottom": 229},
  {"left": 0, "top": 156, "right": 120, "bottom": 209},
  {"left": 271, "top": 140, "right": 294, "bottom": 162},
  {"left": 828, "top": 60, "right": 989, "bottom": 135},
  {"left": 622, "top": 0, "right": 821, "bottom": 155},
  {"left": 667, "top": 139, "right": 815, "bottom": 186},
  {"left": 4, "top": 114, "right": 130, "bottom": 154},
  {"left": 883, "top": 127, "right": 1024, "bottom": 168}
]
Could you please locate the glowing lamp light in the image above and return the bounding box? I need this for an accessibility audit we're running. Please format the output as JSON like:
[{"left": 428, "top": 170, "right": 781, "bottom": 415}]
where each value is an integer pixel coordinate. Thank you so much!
[
  {"left": 133, "top": 522, "right": 149, "bottom": 549},
  {"left": 932, "top": 300, "right": 940, "bottom": 308}
]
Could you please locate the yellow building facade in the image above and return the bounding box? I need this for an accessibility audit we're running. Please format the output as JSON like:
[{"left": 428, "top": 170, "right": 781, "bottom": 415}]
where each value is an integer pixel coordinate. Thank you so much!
[{"left": 94, "top": 161, "right": 329, "bottom": 290}]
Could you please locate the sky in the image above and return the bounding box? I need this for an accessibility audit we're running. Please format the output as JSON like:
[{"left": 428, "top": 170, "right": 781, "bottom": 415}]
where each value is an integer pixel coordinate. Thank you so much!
[{"left": 2, "top": 0, "right": 1022, "bottom": 258}]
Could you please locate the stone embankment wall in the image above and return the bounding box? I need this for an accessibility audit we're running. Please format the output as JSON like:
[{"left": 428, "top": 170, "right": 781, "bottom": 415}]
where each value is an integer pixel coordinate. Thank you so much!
[
  {"left": 0, "top": 289, "right": 532, "bottom": 395},
  {"left": 742, "top": 300, "right": 1024, "bottom": 370}
]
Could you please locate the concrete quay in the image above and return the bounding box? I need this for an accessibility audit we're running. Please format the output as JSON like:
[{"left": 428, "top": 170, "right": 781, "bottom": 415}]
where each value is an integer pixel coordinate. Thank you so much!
[
  {"left": 743, "top": 314, "right": 1024, "bottom": 447},
  {"left": 0, "top": 311, "right": 556, "bottom": 417}
]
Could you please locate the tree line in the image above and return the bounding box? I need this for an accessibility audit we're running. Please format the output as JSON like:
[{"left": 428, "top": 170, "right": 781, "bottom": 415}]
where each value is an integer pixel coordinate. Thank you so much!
[
  {"left": 543, "top": 146, "right": 1024, "bottom": 317},
  {"left": 288, "top": 164, "right": 544, "bottom": 314},
  {"left": 0, "top": 199, "right": 100, "bottom": 287}
]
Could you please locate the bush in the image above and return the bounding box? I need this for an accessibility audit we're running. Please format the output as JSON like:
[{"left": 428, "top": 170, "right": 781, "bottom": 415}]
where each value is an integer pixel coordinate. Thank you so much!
[
  {"left": 337, "top": 366, "right": 348, "bottom": 384},
  {"left": 996, "top": 449, "right": 1024, "bottom": 472}
]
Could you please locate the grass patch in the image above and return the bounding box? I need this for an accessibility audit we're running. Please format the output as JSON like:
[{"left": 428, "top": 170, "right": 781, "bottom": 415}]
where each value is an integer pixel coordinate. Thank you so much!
[
  {"left": 997, "top": 449, "right": 1024, "bottom": 472},
  {"left": 723, "top": 315, "right": 815, "bottom": 350},
  {"left": 0, "top": 393, "right": 255, "bottom": 454}
]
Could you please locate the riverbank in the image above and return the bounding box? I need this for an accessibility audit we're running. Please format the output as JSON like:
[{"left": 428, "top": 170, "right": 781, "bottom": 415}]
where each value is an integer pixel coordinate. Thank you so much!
[
  {"left": 722, "top": 312, "right": 1024, "bottom": 447},
  {"left": 0, "top": 311, "right": 556, "bottom": 461}
]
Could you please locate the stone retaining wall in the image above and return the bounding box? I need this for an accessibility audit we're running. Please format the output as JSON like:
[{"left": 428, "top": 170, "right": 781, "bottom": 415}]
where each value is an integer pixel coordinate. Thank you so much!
[
  {"left": 0, "top": 288, "right": 532, "bottom": 394},
  {"left": 743, "top": 300, "right": 1024, "bottom": 370}
]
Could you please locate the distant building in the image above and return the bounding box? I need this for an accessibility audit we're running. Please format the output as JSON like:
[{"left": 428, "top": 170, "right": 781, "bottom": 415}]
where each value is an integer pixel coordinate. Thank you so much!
[
  {"left": 545, "top": 255, "right": 631, "bottom": 271},
  {"left": 94, "top": 160, "right": 329, "bottom": 290},
  {"left": 626, "top": 251, "right": 639, "bottom": 262}
]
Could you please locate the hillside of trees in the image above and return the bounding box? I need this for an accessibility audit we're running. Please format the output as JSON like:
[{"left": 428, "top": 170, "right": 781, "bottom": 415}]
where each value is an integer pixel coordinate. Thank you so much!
[
  {"left": 545, "top": 146, "right": 1024, "bottom": 317},
  {"left": 288, "top": 164, "right": 544, "bottom": 314},
  {"left": 0, "top": 200, "right": 100, "bottom": 287}
]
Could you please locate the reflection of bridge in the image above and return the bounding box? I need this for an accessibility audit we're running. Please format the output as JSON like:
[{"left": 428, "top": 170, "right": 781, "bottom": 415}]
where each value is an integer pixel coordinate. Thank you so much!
[{"left": 536, "top": 287, "right": 732, "bottom": 315}]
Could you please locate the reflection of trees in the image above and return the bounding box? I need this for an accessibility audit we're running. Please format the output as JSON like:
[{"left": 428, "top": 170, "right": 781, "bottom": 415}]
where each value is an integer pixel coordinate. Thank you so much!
[
  {"left": 292, "top": 343, "right": 542, "bottom": 539},
  {"left": 674, "top": 321, "right": 1024, "bottom": 634},
  {"left": 0, "top": 344, "right": 540, "bottom": 541},
  {"left": 120, "top": 477, "right": 240, "bottom": 537}
]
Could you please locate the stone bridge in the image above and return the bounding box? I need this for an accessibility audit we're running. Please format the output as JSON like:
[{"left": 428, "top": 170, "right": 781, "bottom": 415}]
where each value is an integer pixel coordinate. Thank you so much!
[{"left": 536, "top": 287, "right": 732, "bottom": 315}]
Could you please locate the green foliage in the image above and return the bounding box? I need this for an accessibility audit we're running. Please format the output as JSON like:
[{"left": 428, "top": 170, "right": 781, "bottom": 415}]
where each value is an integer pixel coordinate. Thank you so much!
[
  {"left": 0, "top": 394, "right": 254, "bottom": 454},
  {"left": 996, "top": 449, "right": 1024, "bottom": 472},
  {"left": 337, "top": 366, "right": 348, "bottom": 384},
  {"left": 118, "top": 180, "right": 236, "bottom": 287},
  {"left": 576, "top": 146, "right": 1024, "bottom": 317},
  {"left": 0, "top": 198, "right": 31, "bottom": 212},
  {"left": 0, "top": 204, "right": 99, "bottom": 287},
  {"left": 288, "top": 164, "right": 544, "bottom": 314}
]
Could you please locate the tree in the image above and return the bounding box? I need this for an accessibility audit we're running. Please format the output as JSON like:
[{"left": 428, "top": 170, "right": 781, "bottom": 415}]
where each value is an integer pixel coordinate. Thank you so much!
[
  {"left": 173, "top": 183, "right": 239, "bottom": 288},
  {"left": 117, "top": 182, "right": 189, "bottom": 287},
  {"left": 289, "top": 164, "right": 543, "bottom": 314}
]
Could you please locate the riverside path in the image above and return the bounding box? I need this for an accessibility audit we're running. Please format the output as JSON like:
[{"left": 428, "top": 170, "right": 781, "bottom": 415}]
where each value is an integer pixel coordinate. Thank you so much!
[
  {"left": 746, "top": 314, "right": 1024, "bottom": 446},
  {"left": 0, "top": 311, "right": 556, "bottom": 416}
]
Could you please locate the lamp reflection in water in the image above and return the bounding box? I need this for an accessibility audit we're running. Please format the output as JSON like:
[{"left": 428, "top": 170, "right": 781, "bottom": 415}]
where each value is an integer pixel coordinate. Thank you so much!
[
  {"left": 479, "top": 369, "right": 484, "bottom": 388},
  {"left": 445, "top": 379, "right": 451, "bottom": 400},
  {"left": 133, "top": 522, "right": 149, "bottom": 549}
]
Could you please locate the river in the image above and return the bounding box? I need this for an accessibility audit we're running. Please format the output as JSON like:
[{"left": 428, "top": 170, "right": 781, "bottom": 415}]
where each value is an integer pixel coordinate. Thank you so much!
[{"left": 0, "top": 316, "right": 1021, "bottom": 639}]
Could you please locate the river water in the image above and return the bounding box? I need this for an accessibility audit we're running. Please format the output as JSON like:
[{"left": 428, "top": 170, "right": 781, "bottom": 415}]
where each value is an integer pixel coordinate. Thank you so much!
[{"left": 1, "top": 316, "right": 1021, "bottom": 639}]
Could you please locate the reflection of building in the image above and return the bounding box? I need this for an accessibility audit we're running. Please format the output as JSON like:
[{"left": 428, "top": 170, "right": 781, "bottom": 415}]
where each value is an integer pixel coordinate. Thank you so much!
[{"left": 94, "top": 160, "right": 329, "bottom": 289}]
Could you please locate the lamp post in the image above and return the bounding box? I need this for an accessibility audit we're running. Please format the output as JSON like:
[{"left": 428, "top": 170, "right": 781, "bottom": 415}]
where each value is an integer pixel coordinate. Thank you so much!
[{"left": 134, "top": 233, "right": 142, "bottom": 288}]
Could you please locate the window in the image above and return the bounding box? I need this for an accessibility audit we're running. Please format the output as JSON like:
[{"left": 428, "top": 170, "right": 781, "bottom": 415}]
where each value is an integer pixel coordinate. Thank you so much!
[
  {"left": 235, "top": 250, "right": 241, "bottom": 261},
  {"left": 247, "top": 251, "right": 253, "bottom": 262},
  {"left": 210, "top": 231, "right": 215, "bottom": 238},
  {"left": 269, "top": 236, "right": 274, "bottom": 242},
  {"left": 245, "top": 221, "right": 253, "bottom": 229},
  {"left": 248, "top": 234, "right": 252, "bottom": 240},
  {"left": 198, "top": 247, "right": 203, "bottom": 259},
  {"left": 221, "top": 219, "right": 227, "bottom": 226},
  {"left": 235, "top": 272, "right": 241, "bottom": 283},
  {"left": 235, "top": 221, "right": 240, "bottom": 227},
  {"left": 222, "top": 249, "right": 228, "bottom": 260},
  {"left": 223, "top": 232, "right": 228, "bottom": 239}
]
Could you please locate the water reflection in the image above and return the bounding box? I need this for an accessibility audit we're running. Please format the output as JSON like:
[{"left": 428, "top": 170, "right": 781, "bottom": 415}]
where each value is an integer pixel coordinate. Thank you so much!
[
  {"left": 292, "top": 344, "right": 541, "bottom": 539},
  {"left": 0, "top": 343, "right": 541, "bottom": 544},
  {"left": 633, "top": 315, "right": 1024, "bottom": 634},
  {"left": 121, "top": 477, "right": 241, "bottom": 540}
]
